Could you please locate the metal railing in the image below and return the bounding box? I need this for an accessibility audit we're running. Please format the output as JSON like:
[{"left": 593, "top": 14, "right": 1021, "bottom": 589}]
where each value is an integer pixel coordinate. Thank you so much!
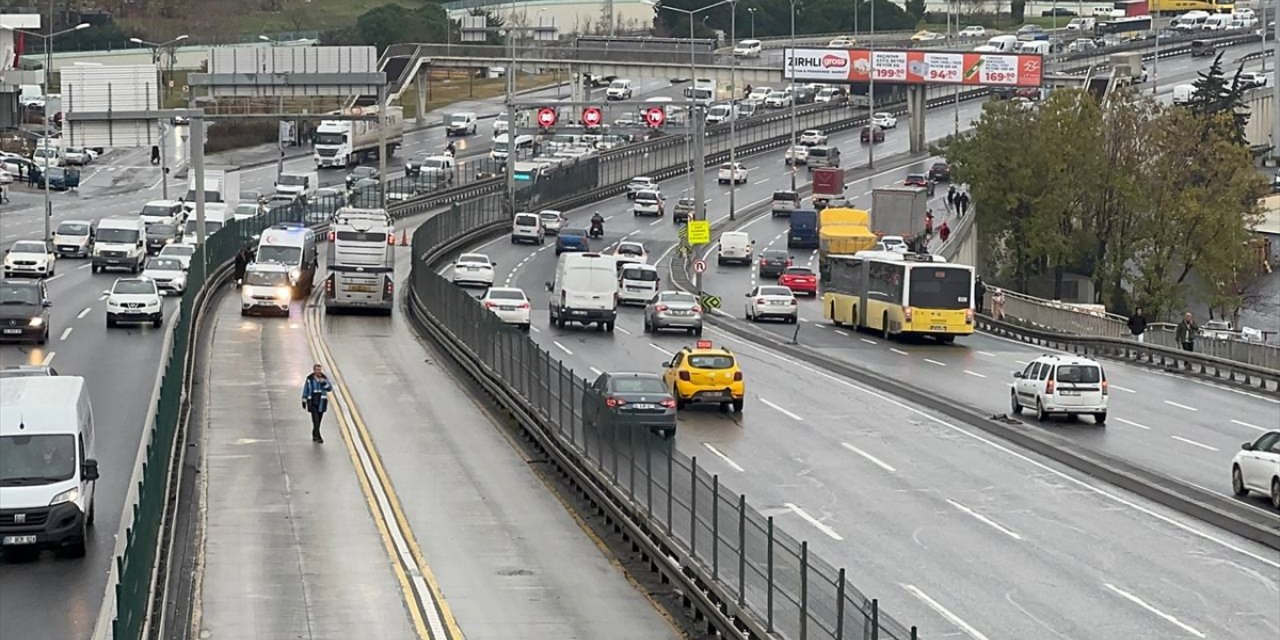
[{"left": 408, "top": 191, "right": 922, "bottom": 639}]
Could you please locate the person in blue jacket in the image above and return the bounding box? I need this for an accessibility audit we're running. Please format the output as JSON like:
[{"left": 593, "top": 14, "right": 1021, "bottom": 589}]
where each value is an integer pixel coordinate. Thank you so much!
[{"left": 301, "top": 364, "right": 334, "bottom": 443}]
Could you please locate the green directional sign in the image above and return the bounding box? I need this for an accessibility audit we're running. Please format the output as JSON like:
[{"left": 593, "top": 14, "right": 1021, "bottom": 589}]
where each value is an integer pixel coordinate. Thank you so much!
[{"left": 699, "top": 294, "right": 722, "bottom": 310}]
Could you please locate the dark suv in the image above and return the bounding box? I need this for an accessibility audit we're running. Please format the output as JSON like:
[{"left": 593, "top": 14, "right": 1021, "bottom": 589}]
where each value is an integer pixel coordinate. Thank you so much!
[{"left": 0, "top": 279, "right": 51, "bottom": 344}]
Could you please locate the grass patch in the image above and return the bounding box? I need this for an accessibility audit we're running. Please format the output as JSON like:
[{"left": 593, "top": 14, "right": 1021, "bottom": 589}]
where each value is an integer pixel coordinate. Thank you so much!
[
  {"left": 400, "top": 72, "right": 561, "bottom": 114},
  {"left": 120, "top": 0, "right": 429, "bottom": 41}
]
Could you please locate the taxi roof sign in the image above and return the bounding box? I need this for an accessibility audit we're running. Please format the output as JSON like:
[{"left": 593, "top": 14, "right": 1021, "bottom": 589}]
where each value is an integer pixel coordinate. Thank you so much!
[{"left": 696, "top": 340, "right": 713, "bottom": 349}]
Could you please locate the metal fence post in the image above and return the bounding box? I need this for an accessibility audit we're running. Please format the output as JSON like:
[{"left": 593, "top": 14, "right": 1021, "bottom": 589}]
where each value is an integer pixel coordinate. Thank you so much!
[
  {"left": 627, "top": 427, "right": 635, "bottom": 499},
  {"left": 910, "top": 626, "right": 917, "bottom": 640},
  {"left": 666, "top": 445, "right": 673, "bottom": 536},
  {"left": 645, "top": 437, "right": 652, "bottom": 513},
  {"left": 836, "top": 568, "right": 846, "bottom": 640},
  {"left": 737, "top": 494, "right": 746, "bottom": 607},
  {"left": 800, "top": 540, "right": 809, "bottom": 640},
  {"left": 690, "top": 456, "right": 698, "bottom": 557},
  {"left": 872, "top": 599, "right": 879, "bottom": 640},
  {"left": 557, "top": 361, "right": 565, "bottom": 435},
  {"left": 712, "top": 474, "right": 720, "bottom": 580},
  {"left": 611, "top": 418, "right": 619, "bottom": 481},
  {"left": 767, "top": 515, "right": 775, "bottom": 632}
]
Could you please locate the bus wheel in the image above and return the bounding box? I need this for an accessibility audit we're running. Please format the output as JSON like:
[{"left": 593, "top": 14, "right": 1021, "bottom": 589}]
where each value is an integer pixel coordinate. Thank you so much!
[
  {"left": 882, "top": 312, "right": 892, "bottom": 340},
  {"left": 830, "top": 301, "right": 842, "bottom": 326},
  {"left": 938, "top": 335, "right": 955, "bottom": 344}
]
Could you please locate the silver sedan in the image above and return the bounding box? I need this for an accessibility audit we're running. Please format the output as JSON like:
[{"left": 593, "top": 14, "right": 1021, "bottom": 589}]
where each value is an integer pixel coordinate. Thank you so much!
[{"left": 643, "top": 290, "right": 704, "bottom": 336}]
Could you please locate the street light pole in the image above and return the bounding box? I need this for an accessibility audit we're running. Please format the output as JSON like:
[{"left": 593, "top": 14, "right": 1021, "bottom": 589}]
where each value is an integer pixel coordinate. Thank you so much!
[
  {"left": 131, "top": 34, "right": 188, "bottom": 201},
  {"left": 789, "top": 0, "right": 798, "bottom": 191},
  {"left": 728, "top": 0, "right": 738, "bottom": 220},
  {"left": 868, "top": 0, "right": 875, "bottom": 170},
  {"left": 748, "top": 7, "right": 756, "bottom": 38}
]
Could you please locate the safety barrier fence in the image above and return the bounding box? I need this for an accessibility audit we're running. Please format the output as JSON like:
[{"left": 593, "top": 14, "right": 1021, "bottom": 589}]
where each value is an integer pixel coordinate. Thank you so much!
[{"left": 407, "top": 191, "right": 922, "bottom": 639}]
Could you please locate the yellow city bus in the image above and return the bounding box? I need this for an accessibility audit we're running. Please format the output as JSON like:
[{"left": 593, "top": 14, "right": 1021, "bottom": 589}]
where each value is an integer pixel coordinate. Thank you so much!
[{"left": 821, "top": 251, "right": 975, "bottom": 342}]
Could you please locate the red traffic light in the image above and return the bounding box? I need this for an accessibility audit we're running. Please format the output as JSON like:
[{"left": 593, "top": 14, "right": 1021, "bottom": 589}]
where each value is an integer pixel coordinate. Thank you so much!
[{"left": 536, "top": 107, "right": 558, "bottom": 128}]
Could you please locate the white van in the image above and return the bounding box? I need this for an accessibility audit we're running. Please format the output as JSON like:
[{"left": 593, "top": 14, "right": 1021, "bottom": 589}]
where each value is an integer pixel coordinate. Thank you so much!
[
  {"left": 606, "top": 79, "right": 633, "bottom": 100},
  {"left": 1018, "top": 41, "right": 1051, "bottom": 55},
  {"left": 1172, "top": 83, "right": 1196, "bottom": 105},
  {"left": 511, "top": 211, "right": 545, "bottom": 245},
  {"left": 705, "top": 103, "right": 735, "bottom": 125},
  {"left": 182, "top": 205, "right": 230, "bottom": 245},
  {"left": 91, "top": 216, "right": 146, "bottom": 274},
  {"left": 0, "top": 376, "right": 99, "bottom": 557},
  {"left": 985, "top": 35, "right": 1019, "bottom": 52},
  {"left": 618, "top": 263, "right": 660, "bottom": 306},
  {"left": 1202, "top": 14, "right": 1234, "bottom": 30},
  {"left": 140, "top": 200, "right": 186, "bottom": 227},
  {"left": 546, "top": 252, "right": 619, "bottom": 331},
  {"left": 717, "top": 231, "right": 754, "bottom": 265},
  {"left": 255, "top": 222, "right": 319, "bottom": 297},
  {"left": 446, "top": 112, "right": 478, "bottom": 136},
  {"left": 491, "top": 133, "right": 534, "bottom": 161},
  {"left": 1010, "top": 354, "right": 1108, "bottom": 424}
]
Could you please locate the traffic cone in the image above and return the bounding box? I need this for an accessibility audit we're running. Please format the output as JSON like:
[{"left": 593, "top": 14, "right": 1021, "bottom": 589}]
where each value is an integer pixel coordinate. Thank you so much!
[{"left": 399, "top": 230, "right": 409, "bottom": 246}]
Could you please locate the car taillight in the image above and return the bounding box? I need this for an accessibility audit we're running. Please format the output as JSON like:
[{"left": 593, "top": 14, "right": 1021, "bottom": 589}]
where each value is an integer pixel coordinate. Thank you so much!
[
  {"left": 517, "top": 302, "right": 529, "bottom": 309},
  {"left": 756, "top": 297, "right": 766, "bottom": 304},
  {"left": 660, "top": 398, "right": 677, "bottom": 408},
  {"left": 678, "top": 371, "right": 691, "bottom": 381},
  {"left": 560, "top": 291, "right": 566, "bottom": 305},
  {"left": 904, "top": 307, "right": 913, "bottom": 322},
  {"left": 789, "top": 299, "right": 797, "bottom": 305},
  {"left": 483, "top": 301, "right": 496, "bottom": 309},
  {"left": 384, "top": 277, "right": 394, "bottom": 299},
  {"left": 965, "top": 308, "right": 974, "bottom": 325},
  {"left": 325, "top": 274, "right": 334, "bottom": 296},
  {"left": 692, "top": 305, "right": 702, "bottom": 313},
  {"left": 1045, "top": 380, "right": 1056, "bottom": 395},
  {"left": 387, "top": 234, "right": 396, "bottom": 245},
  {"left": 1101, "top": 380, "right": 1109, "bottom": 395},
  {"left": 760, "top": 258, "right": 766, "bottom": 265},
  {"left": 733, "top": 371, "right": 743, "bottom": 381},
  {"left": 327, "top": 230, "right": 335, "bottom": 241},
  {"left": 786, "top": 259, "right": 793, "bottom": 266},
  {"left": 606, "top": 396, "right": 626, "bottom": 408},
  {"left": 655, "top": 304, "right": 668, "bottom": 312}
]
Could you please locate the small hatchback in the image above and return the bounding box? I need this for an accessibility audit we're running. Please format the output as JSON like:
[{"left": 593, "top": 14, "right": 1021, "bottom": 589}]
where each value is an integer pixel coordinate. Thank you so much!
[{"left": 1011, "top": 355, "right": 1108, "bottom": 424}]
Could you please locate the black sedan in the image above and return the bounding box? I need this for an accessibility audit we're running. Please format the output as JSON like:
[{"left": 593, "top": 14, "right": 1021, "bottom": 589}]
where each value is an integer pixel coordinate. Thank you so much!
[
  {"left": 757, "top": 250, "right": 792, "bottom": 279},
  {"left": 929, "top": 162, "right": 951, "bottom": 182},
  {"left": 582, "top": 371, "right": 677, "bottom": 438},
  {"left": 1041, "top": 7, "right": 1077, "bottom": 16},
  {"left": 0, "top": 279, "right": 51, "bottom": 344}
]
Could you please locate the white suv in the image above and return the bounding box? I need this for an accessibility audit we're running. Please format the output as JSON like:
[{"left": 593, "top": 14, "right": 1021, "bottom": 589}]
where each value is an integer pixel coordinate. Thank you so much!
[
  {"left": 1231, "top": 430, "right": 1280, "bottom": 510},
  {"left": 105, "top": 277, "right": 163, "bottom": 328},
  {"left": 1010, "top": 355, "right": 1108, "bottom": 424}
]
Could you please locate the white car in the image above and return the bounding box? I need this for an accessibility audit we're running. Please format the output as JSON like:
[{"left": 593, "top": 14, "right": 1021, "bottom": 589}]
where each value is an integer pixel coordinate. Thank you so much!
[
  {"left": 814, "top": 87, "right": 844, "bottom": 103},
  {"left": 62, "top": 146, "right": 93, "bottom": 166},
  {"left": 632, "top": 190, "right": 665, "bottom": 217},
  {"left": 959, "top": 26, "right": 987, "bottom": 38},
  {"left": 627, "top": 176, "right": 657, "bottom": 199},
  {"left": 799, "top": 129, "right": 828, "bottom": 146},
  {"left": 452, "top": 253, "right": 496, "bottom": 287},
  {"left": 539, "top": 210, "right": 566, "bottom": 234},
  {"left": 871, "top": 112, "right": 898, "bottom": 129},
  {"left": 141, "top": 256, "right": 187, "bottom": 295},
  {"left": 733, "top": 39, "right": 763, "bottom": 57},
  {"left": 785, "top": 145, "right": 810, "bottom": 165},
  {"left": 745, "top": 285, "right": 798, "bottom": 323},
  {"left": 827, "top": 36, "right": 856, "bottom": 48},
  {"left": 30, "top": 147, "right": 61, "bottom": 169},
  {"left": 1010, "top": 355, "right": 1108, "bottom": 424},
  {"left": 158, "top": 244, "right": 195, "bottom": 271},
  {"left": 4, "top": 240, "right": 56, "bottom": 278},
  {"left": 880, "top": 235, "right": 908, "bottom": 253},
  {"left": 1232, "top": 431, "right": 1280, "bottom": 509},
  {"left": 614, "top": 241, "right": 648, "bottom": 264},
  {"left": 606, "top": 79, "right": 633, "bottom": 100},
  {"left": 105, "top": 277, "right": 164, "bottom": 328},
  {"left": 1238, "top": 72, "right": 1270, "bottom": 89},
  {"left": 480, "top": 287, "right": 532, "bottom": 331},
  {"left": 748, "top": 86, "right": 772, "bottom": 102},
  {"left": 718, "top": 162, "right": 749, "bottom": 185},
  {"left": 764, "top": 90, "right": 792, "bottom": 108}
]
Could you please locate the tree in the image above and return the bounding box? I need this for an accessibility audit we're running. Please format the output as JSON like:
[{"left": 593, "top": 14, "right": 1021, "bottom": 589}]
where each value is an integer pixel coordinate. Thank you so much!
[
  {"left": 1010, "top": 0, "right": 1026, "bottom": 22},
  {"left": 905, "top": 0, "right": 927, "bottom": 23},
  {"left": 354, "top": 3, "right": 448, "bottom": 52}
]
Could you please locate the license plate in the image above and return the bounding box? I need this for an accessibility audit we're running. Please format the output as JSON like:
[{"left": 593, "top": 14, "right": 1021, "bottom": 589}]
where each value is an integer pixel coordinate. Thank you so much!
[
  {"left": 569, "top": 309, "right": 587, "bottom": 316},
  {"left": 632, "top": 403, "right": 656, "bottom": 410},
  {"left": 2, "top": 535, "right": 37, "bottom": 545},
  {"left": 500, "top": 306, "right": 517, "bottom": 311},
  {"left": 2, "top": 329, "right": 21, "bottom": 335},
  {"left": 930, "top": 325, "right": 946, "bottom": 331},
  {"left": 771, "top": 300, "right": 788, "bottom": 305},
  {"left": 1058, "top": 390, "right": 1080, "bottom": 396},
  {"left": 670, "top": 310, "right": 690, "bottom": 316},
  {"left": 348, "top": 285, "right": 376, "bottom": 293},
  {"left": 627, "top": 286, "right": 646, "bottom": 292}
]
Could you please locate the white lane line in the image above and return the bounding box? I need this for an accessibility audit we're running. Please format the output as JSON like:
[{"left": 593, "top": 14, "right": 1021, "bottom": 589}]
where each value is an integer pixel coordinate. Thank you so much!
[
  {"left": 78, "top": 262, "right": 93, "bottom": 270},
  {"left": 615, "top": 326, "right": 632, "bottom": 335},
  {"left": 976, "top": 350, "right": 996, "bottom": 357},
  {"left": 1164, "top": 400, "right": 1198, "bottom": 412},
  {"left": 649, "top": 219, "right": 664, "bottom": 226},
  {"left": 589, "top": 366, "right": 602, "bottom": 376},
  {"left": 841, "top": 442, "right": 896, "bottom": 472},
  {"left": 860, "top": 338, "right": 877, "bottom": 345},
  {"left": 1015, "top": 359, "right": 1028, "bottom": 365},
  {"left": 946, "top": 499, "right": 1023, "bottom": 541},
  {"left": 1115, "top": 418, "right": 1151, "bottom": 430},
  {"left": 77, "top": 306, "right": 92, "bottom": 319},
  {"left": 1103, "top": 584, "right": 1206, "bottom": 639},
  {"left": 45, "top": 273, "right": 63, "bottom": 282},
  {"left": 752, "top": 178, "right": 770, "bottom": 185},
  {"left": 41, "top": 351, "right": 55, "bottom": 366},
  {"left": 759, "top": 397, "right": 803, "bottom": 421},
  {"left": 1171, "top": 436, "right": 1218, "bottom": 452},
  {"left": 797, "top": 317, "right": 809, "bottom": 323},
  {"left": 923, "top": 358, "right": 947, "bottom": 367},
  {"left": 890, "top": 348, "right": 909, "bottom": 356},
  {"left": 649, "top": 342, "right": 673, "bottom": 356},
  {"left": 552, "top": 341, "right": 573, "bottom": 356},
  {"left": 963, "top": 369, "right": 987, "bottom": 378},
  {"left": 529, "top": 325, "right": 540, "bottom": 333},
  {"left": 783, "top": 503, "right": 843, "bottom": 541},
  {"left": 1110, "top": 384, "right": 1136, "bottom": 393},
  {"left": 902, "top": 585, "right": 992, "bottom": 640},
  {"left": 1230, "top": 419, "right": 1267, "bottom": 432},
  {"left": 834, "top": 329, "right": 849, "bottom": 336},
  {"left": 702, "top": 443, "right": 745, "bottom": 472},
  {"left": 59, "top": 327, "right": 72, "bottom": 341}
]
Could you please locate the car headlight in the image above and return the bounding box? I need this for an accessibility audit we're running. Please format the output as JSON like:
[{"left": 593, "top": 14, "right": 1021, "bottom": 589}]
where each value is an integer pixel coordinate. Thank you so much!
[
  {"left": 289, "top": 268, "right": 301, "bottom": 281},
  {"left": 28, "top": 317, "right": 44, "bottom": 327},
  {"left": 275, "top": 286, "right": 292, "bottom": 300},
  {"left": 49, "top": 486, "right": 80, "bottom": 506},
  {"left": 107, "top": 297, "right": 120, "bottom": 307}
]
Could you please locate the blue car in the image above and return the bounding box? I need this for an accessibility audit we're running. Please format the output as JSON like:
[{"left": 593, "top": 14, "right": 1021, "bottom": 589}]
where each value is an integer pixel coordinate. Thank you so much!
[
  {"left": 30, "top": 166, "right": 81, "bottom": 191},
  {"left": 555, "top": 228, "right": 589, "bottom": 255}
]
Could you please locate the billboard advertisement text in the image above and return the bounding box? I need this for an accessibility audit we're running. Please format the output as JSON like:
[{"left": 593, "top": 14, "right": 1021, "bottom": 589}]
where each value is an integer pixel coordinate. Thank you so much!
[{"left": 784, "top": 48, "right": 1044, "bottom": 88}]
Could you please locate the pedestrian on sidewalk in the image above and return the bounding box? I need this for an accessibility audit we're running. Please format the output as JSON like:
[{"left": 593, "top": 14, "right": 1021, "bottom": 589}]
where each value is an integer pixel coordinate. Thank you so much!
[
  {"left": 958, "top": 190, "right": 971, "bottom": 217},
  {"left": 975, "top": 276, "right": 987, "bottom": 314},
  {"left": 946, "top": 185, "right": 957, "bottom": 214},
  {"left": 302, "top": 364, "right": 334, "bottom": 443},
  {"left": 938, "top": 220, "right": 950, "bottom": 243},
  {"left": 1127, "top": 307, "right": 1148, "bottom": 343},
  {"left": 1175, "top": 312, "right": 1199, "bottom": 352},
  {"left": 991, "top": 288, "right": 1006, "bottom": 321}
]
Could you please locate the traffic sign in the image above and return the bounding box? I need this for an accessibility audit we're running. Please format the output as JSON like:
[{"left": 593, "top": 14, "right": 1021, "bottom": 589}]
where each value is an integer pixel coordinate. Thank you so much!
[
  {"left": 536, "top": 107, "right": 558, "bottom": 128},
  {"left": 693, "top": 259, "right": 707, "bottom": 274},
  {"left": 644, "top": 106, "right": 667, "bottom": 128},
  {"left": 699, "top": 294, "right": 722, "bottom": 310},
  {"left": 687, "top": 220, "right": 711, "bottom": 245},
  {"left": 581, "top": 106, "right": 603, "bottom": 127}
]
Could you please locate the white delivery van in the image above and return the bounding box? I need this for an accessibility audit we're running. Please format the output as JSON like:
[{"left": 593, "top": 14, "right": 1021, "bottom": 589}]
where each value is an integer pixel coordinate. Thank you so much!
[
  {"left": 1202, "top": 14, "right": 1234, "bottom": 30},
  {"left": 256, "top": 222, "right": 319, "bottom": 297},
  {"left": 1172, "top": 83, "right": 1196, "bottom": 105},
  {"left": 511, "top": 212, "right": 545, "bottom": 245},
  {"left": 1019, "top": 40, "right": 1051, "bottom": 55},
  {"left": 985, "top": 35, "right": 1019, "bottom": 52},
  {"left": 618, "top": 263, "right": 660, "bottom": 306},
  {"left": 91, "top": 216, "right": 146, "bottom": 274},
  {"left": 547, "top": 252, "right": 620, "bottom": 331},
  {"left": 0, "top": 376, "right": 99, "bottom": 558},
  {"left": 140, "top": 200, "right": 186, "bottom": 227},
  {"left": 182, "top": 205, "right": 230, "bottom": 245},
  {"left": 717, "top": 231, "right": 754, "bottom": 265},
  {"left": 491, "top": 134, "right": 534, "bottom": 161}
]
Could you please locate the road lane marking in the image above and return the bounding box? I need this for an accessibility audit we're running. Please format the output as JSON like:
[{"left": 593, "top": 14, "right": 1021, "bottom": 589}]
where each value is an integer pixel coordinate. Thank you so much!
[
  {"left": 784, "top": 503, "right": 843, "bottom": 541},
  {"left": 860, "top": 338, "right": 877, "bottom": 345},
  {"left": 834, "top": 329, "right": 849, "bottom": 336},
  {"left": 46, "top": 273, "right": 63, "bottom": 282},
  {"left": 552, "top": 341, "right": 574, "bottom": 356},
  {"left": 77, "top": 306, "right": 92, "bottom": 319},
  {"left": 976, "top": 350, "right": 996, "bottom": 357},
  {"left": 759, "top": 397, "right": 803, "bottom": 421},
  {"left": 615, "top": 325, "right": 632, "bottom": 335},
  {"left": 41, "top": 351, "right": 55, "bottom": 366},
  {"left": 702, "top": 327, "right": 1280, "bottom": 569},
  {"left": 589, "top": 366, "right": 602, "bottom": 376},
  {"left": 902, "top": 585, "right": 992, "bottom": 640},
  {"left": 702, "top": 443, "right": 745, "bottom": 472},
  {"left": 963, "top": 370, "right": 986, "bottom": 378},
  {"left": 841, "top": 442, "right": 896, "bottom": 472},
  {"left": 59, "top": 327, "right": 72, "bottom": 341},
  {"left": 1110, "top": 384, "right": 1136, "bottom": 393},
  {"left": 923, "top": 358, "right": 947, "bottom": 367},
  {"left": 1115, "top": 418, "right": 1151, "bottom": 430},
  {"left": 1015, "top": 359, "right": 1028, "bottom": 365},
  {"left": 649, "top": 342, "right": 674, "bottom": 356},
  {"left": 649, "top": 219, "right": 664, "bottom": 226},
  {"left": 1171, "top": 436, "right": 1217, "bottom": 452},
  {"left": 1230, "top": 419, "right": 1267, "bottom": 432},
  {"left": 1103, "top": 584, "right": 1205, "bottom": 639},
  {"left": 1164, "top": 400, "right": 1198, "bottom": 412},
  {"left": 78, "top": 262, "right": 92, "bottom": 270},
  {"left": 946, "top": 499, "right": 1022, "bottom": 541},
  {"left": 890, "top": 348, "right": 909, "bottom": 356}
]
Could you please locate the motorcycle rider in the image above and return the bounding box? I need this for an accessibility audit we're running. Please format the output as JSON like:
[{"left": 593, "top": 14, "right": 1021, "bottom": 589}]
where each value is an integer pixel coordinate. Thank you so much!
[
  {"left": 444, "top": 140, "right": 457, "bottom": 157},
  {"left": 589, "top": 211, "right": 605, "bottom": 237}
]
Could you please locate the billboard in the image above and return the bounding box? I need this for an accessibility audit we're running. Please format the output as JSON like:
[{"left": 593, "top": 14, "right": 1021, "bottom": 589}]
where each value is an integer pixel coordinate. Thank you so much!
[{"left": 785, "top": 48, "right": 1043, "bottom": 88}]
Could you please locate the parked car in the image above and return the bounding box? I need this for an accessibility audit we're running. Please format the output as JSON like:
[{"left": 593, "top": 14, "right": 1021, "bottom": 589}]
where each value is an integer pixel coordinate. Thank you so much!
[{"left": 1230, "top": 430, "right": 1280, "bottom": 510}]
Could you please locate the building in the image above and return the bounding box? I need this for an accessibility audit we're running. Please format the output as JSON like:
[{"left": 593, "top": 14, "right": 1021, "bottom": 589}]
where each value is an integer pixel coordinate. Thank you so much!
[{"left": 0, "top": 12, "right": 43, "bottom": 129}]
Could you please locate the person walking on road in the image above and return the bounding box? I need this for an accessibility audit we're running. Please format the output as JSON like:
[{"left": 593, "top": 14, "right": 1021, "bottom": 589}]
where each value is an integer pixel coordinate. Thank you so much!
[
  {"left": 991, "top": 288, "right": 1006, "bottom": 321},
  {"left": 924, "top": 209, "right": 935, "bottom": 236},
  {"left": 958, "top": 190, "right": 971, "bottom": 217},
  {"left": 302, "top": 364, "right": 334, "bottom": 443},
  {"left": 1127, "top": 307, "right": 1148, "bottom": 343},
  {"left": 1176, "top": 312, "right": 1199, "bottom": 352}
]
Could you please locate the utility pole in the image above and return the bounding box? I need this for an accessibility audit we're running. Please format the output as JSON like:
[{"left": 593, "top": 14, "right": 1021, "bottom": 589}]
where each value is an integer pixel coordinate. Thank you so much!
[
  {"left": 728, "top": 0, "right": 738, "bottom": 220},
  {"left": 378, "top": 84, "right": 387, "bottom": 211},
  {"left": 693, "top": 113, "right": 707, "bottom": 293},
  {"left": 868, "top": 0, "right": 875, "bottom": 170},
  {"left": 506, "top": 26, "right": 517, "bottom": 214},
  {"left": 1152, "top": 4, "right": 1160, "bottom": 96},
  {"left": 1272, "top": 11, "right": 1279, "bottom": 165},
  {"left": 132, "top": 35, "right": 188, "bottom": 200},
  {"left": 789, "top": 0, "right": 799, "bottom": 191},
  {"left": 951, "top": 0, "right": 959, "bottom": 135}
]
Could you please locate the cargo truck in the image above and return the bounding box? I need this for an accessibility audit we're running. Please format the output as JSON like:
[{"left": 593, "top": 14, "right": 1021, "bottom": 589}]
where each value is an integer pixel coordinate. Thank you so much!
[
  {"left": 313, "top": 106, "right": 405, "bottom": 169},
  {"left": 870, "top": 186, "right": 928, "bottom": 238},
  {"left": 816, "top": 207, "right": 878, "bottom": 279},
  {"left": 788, "top": 209, "right": 819, "bottom": 248},
  {"left": 811, "top": 167, "right": 848, "bottom": 209},
  {"left": 324, "top": 208, "right": 395, "bottom": 314},
  {"left": 185, "top": 168, "right": 241, "bottom": 208}
]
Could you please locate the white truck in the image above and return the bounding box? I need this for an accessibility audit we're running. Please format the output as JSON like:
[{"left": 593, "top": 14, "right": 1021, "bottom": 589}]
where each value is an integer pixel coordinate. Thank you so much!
[
  {"left": 324, "top": 207, "right": 395, "bottom": 314},
  {"left": 274, "top": 171, "right": 318, "bottom": 199},
  {"left": 313, "top": 106, "right": 405, "bottom": 169},
  {"left": 184, "top": 168, "right": 241, "bottom": 208}
]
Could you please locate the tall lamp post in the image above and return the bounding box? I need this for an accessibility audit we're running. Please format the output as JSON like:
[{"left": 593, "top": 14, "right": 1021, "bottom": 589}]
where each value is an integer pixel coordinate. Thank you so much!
[
  {"left": 728, "top": 0, "right": 738, "bottom": 220},
  {"left": 130, "top": 34, "right": 188, "bottom": 200},
  {"left": 1, "top": 21, "right": 90, "bottom": 242},
  {"left": 747, "top": 7, "right": 756, "bottom": 38},
  {"left": 788, "top": 0, "right": 800, "bottom": 190}
]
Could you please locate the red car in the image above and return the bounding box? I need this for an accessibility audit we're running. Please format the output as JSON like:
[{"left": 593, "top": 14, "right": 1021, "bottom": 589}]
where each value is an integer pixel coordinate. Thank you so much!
[
  {"left": 778, "top": 266, "right": 818, "bottom": 295},
  {"left": 904, "top": 173, "right": 936, "bottom": 196}
]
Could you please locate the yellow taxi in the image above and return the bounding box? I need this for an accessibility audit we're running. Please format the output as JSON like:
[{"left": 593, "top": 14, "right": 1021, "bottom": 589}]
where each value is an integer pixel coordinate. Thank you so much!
[{"left": 661, "top": 340, "right": 745, "bottom": 412}]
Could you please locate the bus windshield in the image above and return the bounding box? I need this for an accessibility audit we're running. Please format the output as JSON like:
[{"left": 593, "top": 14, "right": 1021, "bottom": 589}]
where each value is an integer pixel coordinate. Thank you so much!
[{"left": 909, "top": 267, "right": 971, "bottom": 309}]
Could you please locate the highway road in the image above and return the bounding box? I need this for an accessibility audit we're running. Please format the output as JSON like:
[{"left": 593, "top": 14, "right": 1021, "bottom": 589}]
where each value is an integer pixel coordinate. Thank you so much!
[
  {"left": 438, "top": 43, "right": 1280, "bottom": 638},
  {"left": 0, "top": 77, "right": 670, "bottom": 640}
]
